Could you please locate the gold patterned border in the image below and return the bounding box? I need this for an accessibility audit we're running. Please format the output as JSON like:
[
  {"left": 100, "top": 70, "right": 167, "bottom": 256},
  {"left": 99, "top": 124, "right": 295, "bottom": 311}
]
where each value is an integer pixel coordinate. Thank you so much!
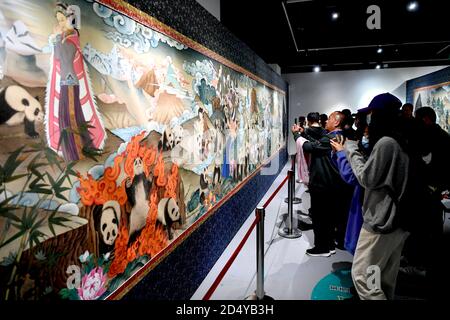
[
  {"left": 413, "top": 80, "right": 450, "bottom": 93},
  {"left": 106, "top": 143, "right": 287, "bottom": 300},
  {"left": 97, "top": 0, "right": 286, "bottom": 95}
]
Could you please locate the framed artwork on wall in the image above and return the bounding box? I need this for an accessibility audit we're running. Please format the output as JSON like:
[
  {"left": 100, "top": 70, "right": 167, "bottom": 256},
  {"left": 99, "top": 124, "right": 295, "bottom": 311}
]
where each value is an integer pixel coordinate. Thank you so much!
[{"left": 413, "top": 81, "right": 450, "bottom": 134}]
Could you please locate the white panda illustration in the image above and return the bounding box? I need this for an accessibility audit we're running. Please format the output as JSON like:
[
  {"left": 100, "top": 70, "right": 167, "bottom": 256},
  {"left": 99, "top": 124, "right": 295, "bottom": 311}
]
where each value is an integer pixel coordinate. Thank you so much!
[
  {"left": 199, "top": 166, "right": 211, "bottom": 204},
  {"left": 99, "top": 200, "right": 121, "bottom": 246},
  {"left": 94, "top": 200, "right": 121, "bottom": 256},
  {"left": 160, "top": 124, "right": 183, "bottom": 151},
  {"left": 125, "top": 157, "right": 152, "bottom": 243},
  {"left": 0, "top": 85, "right": 43, "bottom": 138},
  {"left": 157, "top": 197, "right": 180, "bottom": 240}
]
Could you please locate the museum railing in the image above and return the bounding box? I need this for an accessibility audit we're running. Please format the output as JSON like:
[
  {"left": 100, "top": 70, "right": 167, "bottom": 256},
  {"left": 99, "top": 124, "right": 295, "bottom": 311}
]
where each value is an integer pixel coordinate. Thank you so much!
[{"left": 202, "top": 169, "right": 293, "bottom": 300}]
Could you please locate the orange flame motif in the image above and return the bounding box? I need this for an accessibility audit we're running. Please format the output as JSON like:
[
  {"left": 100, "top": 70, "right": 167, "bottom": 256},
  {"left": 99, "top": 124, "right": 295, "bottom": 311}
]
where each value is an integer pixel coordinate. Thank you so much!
[
  {"left": 77, "top": 155, "right": 128, "bottom": 206},
  {"left": 154, "top": 153, "right": 167, "bottom": 187},
  {"left": 164, "top": 164, "right": 178, "bottom": 199},
  {"left": 204, "top": 192, "right": 217, "bottom": 211},
  {"left": 77, "top": 132, "right": 176, "bottom": 278}
]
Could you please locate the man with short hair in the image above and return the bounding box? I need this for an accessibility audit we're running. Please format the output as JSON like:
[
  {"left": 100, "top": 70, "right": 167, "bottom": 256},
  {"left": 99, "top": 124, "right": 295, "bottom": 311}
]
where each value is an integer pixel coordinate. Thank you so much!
[
  {"left": 319, "top": 113, "right": 328, "bottom": 129},
  {"left": 401, "top": 103, "right": 414, "bottom": 119},
  {"left": 292, "top": 111, "right": 353, "bottom": 257}
]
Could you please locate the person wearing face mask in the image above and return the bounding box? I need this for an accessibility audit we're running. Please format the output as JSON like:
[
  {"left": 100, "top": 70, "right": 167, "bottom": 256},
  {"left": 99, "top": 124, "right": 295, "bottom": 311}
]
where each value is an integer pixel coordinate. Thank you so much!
[
  {"left": 344, "top": 93, "right": 419, "bottom": 300},
  {"left": 330, "top": 124, "right": 369, "bottom": 257},
  {"left": 360, "top": 126, "right": 370, "bottom": 151},
  {"left": 360, "top": 135, "right": 370, "bottom": 149}
]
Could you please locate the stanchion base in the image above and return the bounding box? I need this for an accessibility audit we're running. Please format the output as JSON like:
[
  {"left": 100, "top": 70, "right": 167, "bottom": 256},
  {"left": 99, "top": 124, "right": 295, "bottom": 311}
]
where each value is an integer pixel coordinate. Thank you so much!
[
  {"left": 244, "top": 293, "right": 275, "bottom": 301},
  {"left": 278, "top": 227, "right": 302, "bottom": 239},
  {"left": 284, "top": 197, "right": 302, "bottom": 204}
]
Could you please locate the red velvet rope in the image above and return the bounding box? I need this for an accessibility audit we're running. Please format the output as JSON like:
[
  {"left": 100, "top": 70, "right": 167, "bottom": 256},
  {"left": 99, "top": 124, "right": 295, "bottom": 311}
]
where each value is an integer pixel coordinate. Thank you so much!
[
  {"left": 262, "top": 173, "right": 290, "bottom": 209},
  {"left": 202, "top": 170, "right": 290, "bottom": 300},
  {"left": 202, "top": 215, "right": 260, "bottom": 300}
]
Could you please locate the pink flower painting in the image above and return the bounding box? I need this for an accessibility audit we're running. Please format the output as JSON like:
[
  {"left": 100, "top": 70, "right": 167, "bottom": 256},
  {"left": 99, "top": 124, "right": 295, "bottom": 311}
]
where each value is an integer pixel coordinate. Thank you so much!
[{"left": 77, "top": 267, "right": 107, "bottom": 300}]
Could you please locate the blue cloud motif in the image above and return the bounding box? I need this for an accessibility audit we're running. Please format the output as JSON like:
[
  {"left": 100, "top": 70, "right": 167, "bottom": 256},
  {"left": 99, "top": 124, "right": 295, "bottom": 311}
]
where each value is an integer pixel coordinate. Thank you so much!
[
  {"left": 192, "top": 155, "right": 215, "bottom": 175},
  {"left": 184, "top": 60, "right": 217, "bottom": 84},
  {"left": 88, "top": 165, "right": 105, "bottom": 180},
  {"left": 91, "top": 2, "right": 186, "bottom": 53},
  {"left": 111, "top": 126, "right": 147, "bottom": 143},
  {"left": 10, "top": 192, "right": 39, "bottom": 207},
  {"left": 105, "top": 152, "right": 118, "bottom": 168},
  {"left": 70, "top": 181, "right": 81, "bottom": 204},
  {"left": 40, "top": 200, "right": 59, "bottom": 211},
  {"left": 197, "top": 78, "right": 217, "bottom": 106}
]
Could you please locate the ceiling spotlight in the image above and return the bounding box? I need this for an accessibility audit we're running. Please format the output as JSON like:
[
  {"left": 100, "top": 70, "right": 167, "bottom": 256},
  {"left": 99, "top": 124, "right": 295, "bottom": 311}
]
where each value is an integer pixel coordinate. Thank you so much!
[
  {"left": 407, "top": 1, "right": 419, "bottom": 11},
  {"left": 375, "top": 65, "right": 381, "bottom": 69},
  {"left": 313, "top": 66, "right": 321, "bottom": 72},
  {"left": 377, "top": 47, "right": 383, "bottom": 54},
  {"left": 331, "top": 12, "right": 339, "bottom": 20}
]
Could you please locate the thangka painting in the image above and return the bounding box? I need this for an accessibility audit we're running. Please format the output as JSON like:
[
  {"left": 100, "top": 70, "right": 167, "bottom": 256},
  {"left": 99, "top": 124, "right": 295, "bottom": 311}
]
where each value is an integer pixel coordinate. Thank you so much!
[
  {"left": 413, "top": 81, "right": 450, "bottom": 134},
  {"left": 0, "top": 0, "right": 286, "bottom": 300}
]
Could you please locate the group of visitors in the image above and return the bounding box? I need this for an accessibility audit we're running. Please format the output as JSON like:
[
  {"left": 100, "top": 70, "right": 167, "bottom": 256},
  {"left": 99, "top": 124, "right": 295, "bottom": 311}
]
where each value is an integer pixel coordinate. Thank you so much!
[{"left": 291, "top": 93, "right": 450, "bottom": 300}]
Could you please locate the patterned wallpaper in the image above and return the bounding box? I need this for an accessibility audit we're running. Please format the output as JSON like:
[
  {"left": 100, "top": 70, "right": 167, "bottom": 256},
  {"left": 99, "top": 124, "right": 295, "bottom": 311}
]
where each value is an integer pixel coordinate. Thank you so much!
[{"left": 123, "top": 0, "right": 287, "bottom": 91}]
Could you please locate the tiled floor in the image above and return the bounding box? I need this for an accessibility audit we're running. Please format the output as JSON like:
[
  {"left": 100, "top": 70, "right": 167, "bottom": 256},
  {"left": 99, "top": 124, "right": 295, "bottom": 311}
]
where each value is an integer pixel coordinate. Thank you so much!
[{"left": 191, "top": 162, "right": 354, "bottom": 300}]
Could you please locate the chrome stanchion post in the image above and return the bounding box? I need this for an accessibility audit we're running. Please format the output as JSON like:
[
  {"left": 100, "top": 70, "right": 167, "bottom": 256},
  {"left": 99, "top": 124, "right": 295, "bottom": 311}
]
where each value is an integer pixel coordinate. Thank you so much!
[
  {"left": 256, "top": 207, "right": 265, "bottom": 300},
  {"left": 245, "top": 207, "right": 273, "bottom": 301},
  {"left": 279, "top": 170, "right": 302, "bottom": 239},
  {"left": 285, "top": 154, "right": 301, "bottom": 204}
]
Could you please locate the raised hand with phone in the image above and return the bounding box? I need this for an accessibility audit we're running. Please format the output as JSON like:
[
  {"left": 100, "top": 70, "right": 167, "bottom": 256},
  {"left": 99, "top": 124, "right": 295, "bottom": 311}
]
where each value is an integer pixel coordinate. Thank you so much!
[{"left": 330, "top": 133, "right": 346, "bottom": 152}]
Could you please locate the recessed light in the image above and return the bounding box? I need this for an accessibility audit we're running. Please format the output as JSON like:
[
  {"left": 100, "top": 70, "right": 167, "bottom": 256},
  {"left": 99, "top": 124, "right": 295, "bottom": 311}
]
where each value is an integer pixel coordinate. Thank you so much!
[
  {"left": 407, "top": 1, "right": 419, "bottom": 11},
  {"left": 375, "top": 65, "right": 381, "bottom": 69},
  {"left": 377, "top": 47, "right": 383, "bottom": 54},
  {"left": 314, "top": 66, "right": 321, "bottom": 72},
  {"left": 331, "top": 12, "right": 339, "bottom": 20}
]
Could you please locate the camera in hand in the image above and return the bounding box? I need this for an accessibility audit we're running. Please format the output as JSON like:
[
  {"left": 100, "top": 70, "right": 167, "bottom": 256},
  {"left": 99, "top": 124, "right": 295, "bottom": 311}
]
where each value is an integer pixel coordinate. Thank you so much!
[{"left": 332, "top": 133, "right": 345, "bottom": 143}]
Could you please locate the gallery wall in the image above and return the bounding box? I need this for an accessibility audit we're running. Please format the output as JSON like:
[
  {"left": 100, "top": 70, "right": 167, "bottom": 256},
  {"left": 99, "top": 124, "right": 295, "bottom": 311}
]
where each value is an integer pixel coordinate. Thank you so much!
[
  {"left": 284, "top": 66, "right": 447, "bottom": 153},
  {"left": 196, "top": 0, "right": 221, "bottom": 21}
]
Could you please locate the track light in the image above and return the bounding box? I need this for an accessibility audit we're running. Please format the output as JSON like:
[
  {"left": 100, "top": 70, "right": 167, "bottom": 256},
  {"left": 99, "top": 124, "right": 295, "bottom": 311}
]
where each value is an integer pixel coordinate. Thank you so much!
[
  {"left": 375, "top": 65, "right": 381, "bottom": 69},
  {"left": 313, "top": 66, "right": 321, "bottom": 72},
  {"left": 331, "top": 12, "right": 339, "bottom": 20},
  {"left": 377, "top": 47, "right": 383, "bottom": 54},
  {"left": 407, "top": 1, "right": 419, "bottom": 12}
]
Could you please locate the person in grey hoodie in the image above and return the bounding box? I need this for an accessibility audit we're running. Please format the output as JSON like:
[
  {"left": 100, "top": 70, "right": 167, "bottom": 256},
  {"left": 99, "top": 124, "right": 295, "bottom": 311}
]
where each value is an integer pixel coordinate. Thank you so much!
[{"left": 344, "top": 93, "right": 410, "bottom": 300}]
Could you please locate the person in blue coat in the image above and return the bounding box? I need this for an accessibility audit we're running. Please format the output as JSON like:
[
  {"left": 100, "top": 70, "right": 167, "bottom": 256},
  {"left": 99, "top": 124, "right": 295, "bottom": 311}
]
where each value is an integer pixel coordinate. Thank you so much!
[{"left": 330, "top": 129, "right": 369, "bottom": 255}]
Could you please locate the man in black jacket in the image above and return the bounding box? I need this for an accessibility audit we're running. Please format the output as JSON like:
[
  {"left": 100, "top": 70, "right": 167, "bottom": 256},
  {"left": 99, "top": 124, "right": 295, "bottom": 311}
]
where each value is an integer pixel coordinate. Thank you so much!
[{"left": 292, "top": 111, "right": 353, "bottom": 257}]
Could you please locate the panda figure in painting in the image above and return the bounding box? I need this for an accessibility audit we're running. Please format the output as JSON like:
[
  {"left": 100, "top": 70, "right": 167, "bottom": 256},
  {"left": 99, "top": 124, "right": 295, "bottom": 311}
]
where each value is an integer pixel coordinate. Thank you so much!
[
  {"left": 126, "top": 157, "right": 152, "bottom": 243},
  {"left": 0, "top": 85, "right": 43, "bottom": 138},
  {"left": 157, "top": 197, "right": 181, "bottom": 240},
  {"left": 95, "top": 200, "right": 121, "bottom": 257}
]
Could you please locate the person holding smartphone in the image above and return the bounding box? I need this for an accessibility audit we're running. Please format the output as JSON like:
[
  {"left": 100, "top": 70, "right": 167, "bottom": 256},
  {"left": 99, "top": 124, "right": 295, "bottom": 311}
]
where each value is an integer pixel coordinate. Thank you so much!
[{"left": 292, "top": 111, "right": 353, "bottom": 256}]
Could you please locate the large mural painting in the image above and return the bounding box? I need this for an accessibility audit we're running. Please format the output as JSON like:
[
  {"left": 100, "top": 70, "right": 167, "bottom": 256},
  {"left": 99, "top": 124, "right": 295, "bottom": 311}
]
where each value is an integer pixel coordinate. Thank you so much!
[
  {"left": 0, "top": 1, "right": 286, "bottom": 300},
  {"left": 413, "top": 81, "right": 450, "bottom": 134}
]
